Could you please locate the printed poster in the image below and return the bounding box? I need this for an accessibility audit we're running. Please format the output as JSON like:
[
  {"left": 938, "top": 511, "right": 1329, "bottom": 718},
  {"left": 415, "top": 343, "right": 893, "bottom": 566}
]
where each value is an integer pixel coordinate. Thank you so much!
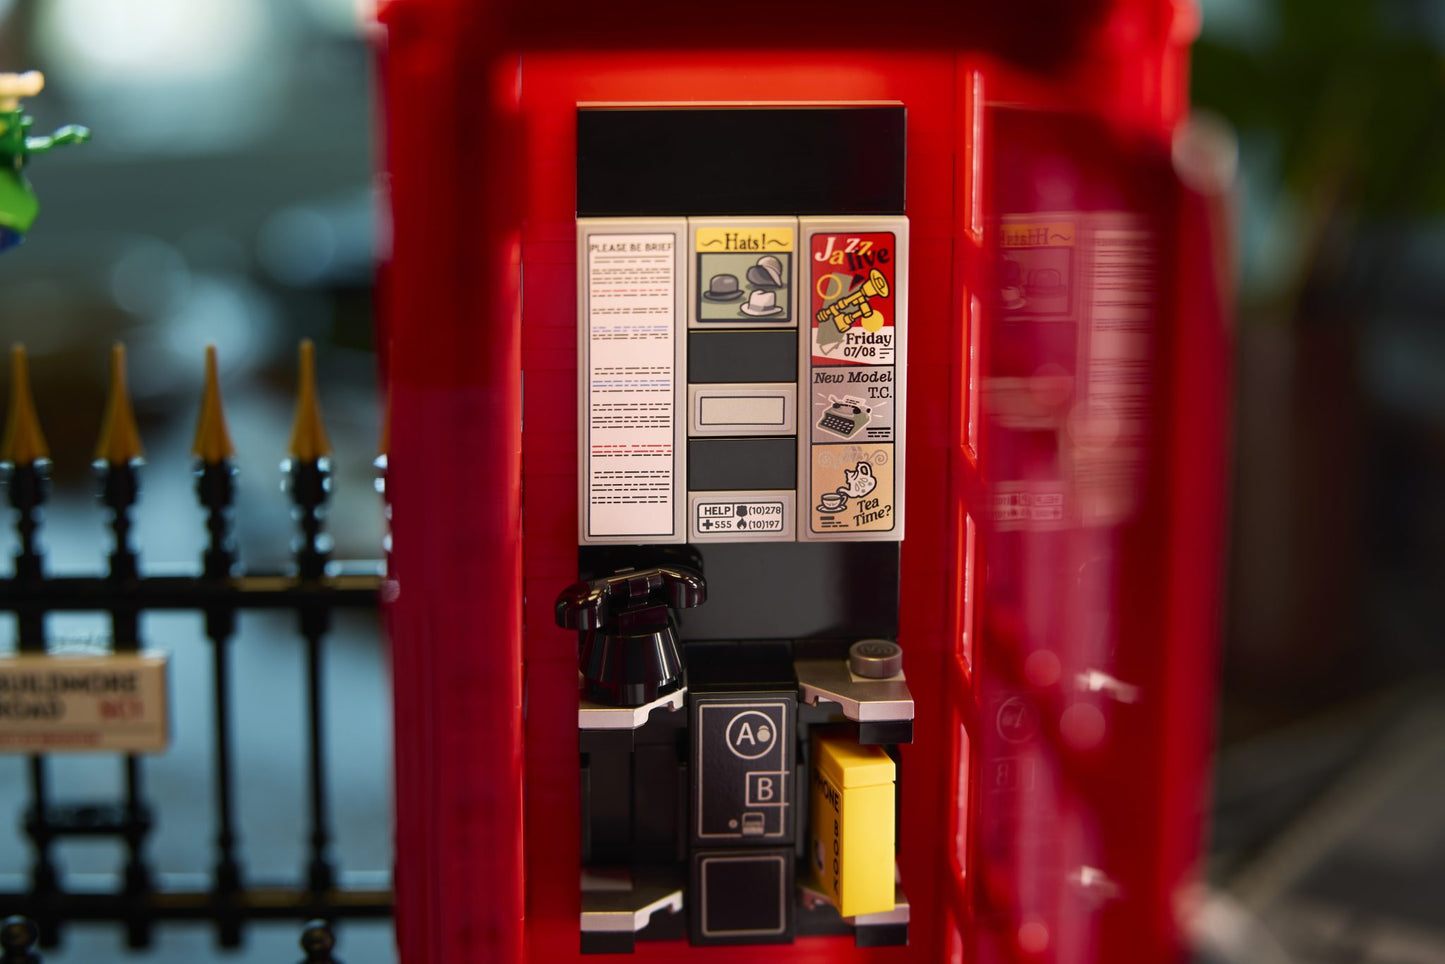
[
  {"left": 693, "top": 224, "right": 796, "bottom": 327},
  {"left": 803, "top": 224, "right": 904, "bottom": 538},
  {"left": 809, "top": 442, "right": 896, "bottom": 534},
  {"left": 584, "top": 229, "right": 681, "bottom": 540}
]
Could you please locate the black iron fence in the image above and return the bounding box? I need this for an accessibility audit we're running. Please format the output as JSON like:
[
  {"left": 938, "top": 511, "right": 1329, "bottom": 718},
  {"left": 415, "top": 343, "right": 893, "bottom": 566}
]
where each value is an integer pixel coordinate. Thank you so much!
[
  {"left": 0, "top": 916, "right": 346, "bottom": 963},
  {"left": 0, "top": 342, "right": 389, "bottom": 950}
]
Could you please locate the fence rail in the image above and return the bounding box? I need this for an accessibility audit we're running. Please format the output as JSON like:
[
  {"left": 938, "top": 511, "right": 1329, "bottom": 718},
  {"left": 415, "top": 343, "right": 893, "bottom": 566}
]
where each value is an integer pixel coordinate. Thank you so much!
[
  {"left": 1, "top": 342, "right": 389, "bottom": 949},
  {"left": 0, "top": 915, "right": 347, "bottom": 962}
]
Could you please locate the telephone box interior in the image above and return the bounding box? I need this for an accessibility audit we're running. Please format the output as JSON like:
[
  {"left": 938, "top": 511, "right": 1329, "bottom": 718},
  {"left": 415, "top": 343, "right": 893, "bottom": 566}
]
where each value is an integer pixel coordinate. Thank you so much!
[{"left": 379, "top": 2, "right": 1228, "bottom": 962}]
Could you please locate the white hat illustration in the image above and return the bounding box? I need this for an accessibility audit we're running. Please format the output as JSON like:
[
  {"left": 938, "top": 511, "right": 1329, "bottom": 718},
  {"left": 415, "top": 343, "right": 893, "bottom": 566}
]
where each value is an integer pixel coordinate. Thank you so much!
[{"left": 739, "top": 289, "right": 784, "bottom": 317}]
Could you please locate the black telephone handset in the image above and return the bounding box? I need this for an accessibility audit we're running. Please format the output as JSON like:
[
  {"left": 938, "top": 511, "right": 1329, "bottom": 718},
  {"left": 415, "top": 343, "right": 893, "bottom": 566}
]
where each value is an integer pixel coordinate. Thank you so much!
[
  {"left": 555, "top": 565, "right": 706, "bottom": 631},
  {"left": 555, "top": 565, "right": 706, "bottom": 707}
]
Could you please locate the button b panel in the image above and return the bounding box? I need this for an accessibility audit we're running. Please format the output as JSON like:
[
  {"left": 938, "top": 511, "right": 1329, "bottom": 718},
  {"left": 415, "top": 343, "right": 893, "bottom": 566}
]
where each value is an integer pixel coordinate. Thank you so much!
[{"left": 690, "top": 694, "right": 795, "bottom": 846}]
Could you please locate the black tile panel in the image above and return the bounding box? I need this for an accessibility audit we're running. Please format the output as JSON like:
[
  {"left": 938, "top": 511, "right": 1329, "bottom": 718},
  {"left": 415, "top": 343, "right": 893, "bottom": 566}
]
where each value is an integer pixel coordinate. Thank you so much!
[
  {"left": 689, "top": 848, "right": 796, "bottom": 946},
  {"left": 688, "top": 438, "right": 796, "bottom": 491},
  {"left": 688, "top": 330, "right": 798, "bottom": 385},
  {"left": 578, "top": 107, "right": 905, "bottom": 217}
]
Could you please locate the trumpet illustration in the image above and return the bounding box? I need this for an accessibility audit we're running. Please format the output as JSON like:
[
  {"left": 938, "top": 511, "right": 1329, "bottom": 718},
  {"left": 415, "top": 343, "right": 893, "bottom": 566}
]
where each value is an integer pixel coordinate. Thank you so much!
[{"left": 815, "top": 269, "right": 890, "bottom": 333}]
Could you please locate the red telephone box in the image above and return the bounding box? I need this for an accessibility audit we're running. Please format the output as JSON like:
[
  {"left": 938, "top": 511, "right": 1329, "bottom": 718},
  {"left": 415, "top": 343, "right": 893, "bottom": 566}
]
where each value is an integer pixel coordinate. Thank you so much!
[{"left": 376, "top": 1, "right": 1231, "bottom": 961}]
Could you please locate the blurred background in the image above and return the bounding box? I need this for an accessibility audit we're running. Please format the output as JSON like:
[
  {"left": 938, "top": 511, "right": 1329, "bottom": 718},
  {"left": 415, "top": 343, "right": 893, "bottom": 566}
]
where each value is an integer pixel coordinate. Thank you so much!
[
  {"left": 0, "top": 0, "right": 391, "bottom": 960},
  {"left": 1192, "top": 2, "right": 1445, "bottom": 962},
  {"left": 0, "top": 0, "right": 1442, "bottom": 961}
]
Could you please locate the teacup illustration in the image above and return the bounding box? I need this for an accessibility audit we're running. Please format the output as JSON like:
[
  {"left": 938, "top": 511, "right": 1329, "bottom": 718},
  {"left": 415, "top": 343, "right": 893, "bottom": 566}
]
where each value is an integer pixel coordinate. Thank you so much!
[{"left": 818, "top": 491, "right": 847, "bottom": 512}]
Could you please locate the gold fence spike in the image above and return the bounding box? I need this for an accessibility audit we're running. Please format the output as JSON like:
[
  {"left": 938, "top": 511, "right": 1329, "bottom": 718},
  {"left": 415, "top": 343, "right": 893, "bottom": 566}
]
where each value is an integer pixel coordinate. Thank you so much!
[
  {"left": 94, "top": 342, "right": 145, "bottom": 464},
  {"left": 1, "top": 344, "right": 50, "bottom": 466},
  {"left": 192, "top": 345, "right": 236, "bottom": 463},
  {"left": 288, "top": 339, "right": 332, "bottom": 461}
]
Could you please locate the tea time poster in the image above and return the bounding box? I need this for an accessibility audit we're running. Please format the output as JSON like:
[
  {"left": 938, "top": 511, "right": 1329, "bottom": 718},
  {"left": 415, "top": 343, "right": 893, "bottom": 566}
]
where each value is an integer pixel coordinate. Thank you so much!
[{"left": 809, "top": 443, "right": 896, "bottom": 534}]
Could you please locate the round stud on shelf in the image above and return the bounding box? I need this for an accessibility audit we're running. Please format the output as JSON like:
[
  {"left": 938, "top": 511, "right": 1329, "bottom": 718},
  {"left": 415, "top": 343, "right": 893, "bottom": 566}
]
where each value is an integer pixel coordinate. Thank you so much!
[{"left": 849, "top": 639, "right": 902, "bottom": 679}]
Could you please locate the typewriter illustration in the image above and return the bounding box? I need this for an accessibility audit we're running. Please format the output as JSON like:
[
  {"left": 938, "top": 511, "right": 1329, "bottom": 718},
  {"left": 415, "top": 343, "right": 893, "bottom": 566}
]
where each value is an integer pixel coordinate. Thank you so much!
[{"left": 816, "top": 400, "right": 871, "bottom": 439}]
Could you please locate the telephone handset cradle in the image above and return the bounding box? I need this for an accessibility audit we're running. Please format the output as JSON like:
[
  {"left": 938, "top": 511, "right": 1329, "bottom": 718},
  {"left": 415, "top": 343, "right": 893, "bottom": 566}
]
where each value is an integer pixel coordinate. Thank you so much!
[{"left": 555, "top": 565, "right": 706, "bottom": 708}]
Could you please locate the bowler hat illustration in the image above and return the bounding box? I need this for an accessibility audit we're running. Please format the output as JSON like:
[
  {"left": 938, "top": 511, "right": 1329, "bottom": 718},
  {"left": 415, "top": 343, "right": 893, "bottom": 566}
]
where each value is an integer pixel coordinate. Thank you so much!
[
  {"left": 746, "top": 255, "right": 785, "bottom": 288},
  {"left": 702, "top": 274, "right": 744, "bottom": 301},
  {"left": 739, "top": 289, "right": 784, "bottom": 317}
]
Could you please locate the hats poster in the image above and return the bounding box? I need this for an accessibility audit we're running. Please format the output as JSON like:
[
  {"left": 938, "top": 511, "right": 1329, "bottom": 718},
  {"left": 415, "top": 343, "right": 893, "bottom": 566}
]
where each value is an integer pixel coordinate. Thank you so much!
[
  {"left": 691, "top": 221, "right": 796, "bottom": 326},
  {"left": 694, "top": 252, "right": 793, "bottom": 323}
]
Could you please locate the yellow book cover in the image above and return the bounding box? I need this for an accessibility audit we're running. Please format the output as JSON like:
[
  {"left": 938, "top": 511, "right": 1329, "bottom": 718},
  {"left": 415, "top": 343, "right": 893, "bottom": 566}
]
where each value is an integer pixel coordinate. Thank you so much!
[{"left": 809, "top": 729, "right": 896, "bottom": 917}]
